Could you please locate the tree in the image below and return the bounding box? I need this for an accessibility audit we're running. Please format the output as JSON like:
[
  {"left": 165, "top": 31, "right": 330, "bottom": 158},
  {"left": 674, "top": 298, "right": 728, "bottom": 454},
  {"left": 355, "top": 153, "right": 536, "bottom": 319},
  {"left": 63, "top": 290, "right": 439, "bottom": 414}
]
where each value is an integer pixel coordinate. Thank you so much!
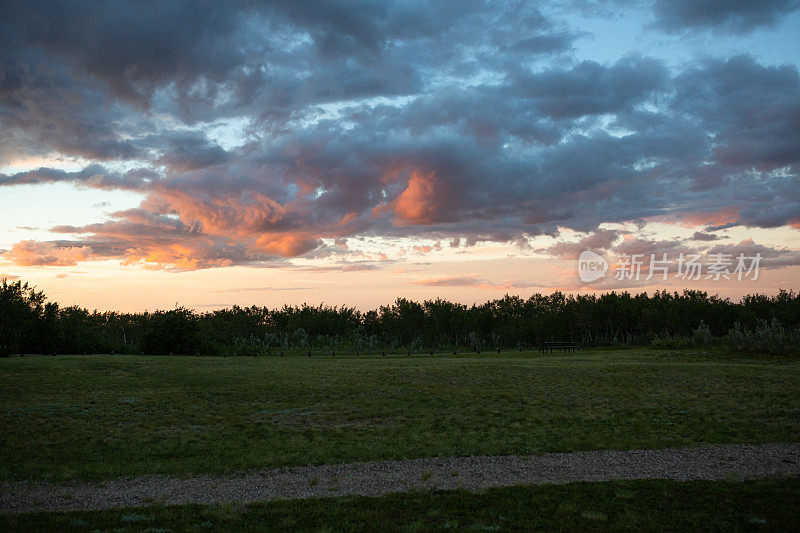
[{"left": 0, "top": 279, "right": 49, "bottom": 356}]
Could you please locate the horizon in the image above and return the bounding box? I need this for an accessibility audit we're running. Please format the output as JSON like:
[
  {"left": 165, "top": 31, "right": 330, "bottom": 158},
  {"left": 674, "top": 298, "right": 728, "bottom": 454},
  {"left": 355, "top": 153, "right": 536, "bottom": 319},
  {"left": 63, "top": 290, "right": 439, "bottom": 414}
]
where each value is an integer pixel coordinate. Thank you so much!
[
  {"left": 2, "top": 1, "right": 799, "bottom": 311},
  {"left": 2, "top": 275, "right": 796, "bottom": 314}
]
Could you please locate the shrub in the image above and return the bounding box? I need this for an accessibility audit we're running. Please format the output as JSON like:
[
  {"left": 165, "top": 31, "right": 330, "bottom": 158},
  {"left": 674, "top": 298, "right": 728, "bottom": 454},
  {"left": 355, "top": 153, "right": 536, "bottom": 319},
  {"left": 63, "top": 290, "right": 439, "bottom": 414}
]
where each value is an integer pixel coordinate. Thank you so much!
[
  {"left": 651, "top": 333, "right": 693, "bottom": 350},
  {"left": 728, "top": 319, "right": 799, "bottom": 355},
  {"left": 691, "top": 320, "right": 715, "bottom": 346}
]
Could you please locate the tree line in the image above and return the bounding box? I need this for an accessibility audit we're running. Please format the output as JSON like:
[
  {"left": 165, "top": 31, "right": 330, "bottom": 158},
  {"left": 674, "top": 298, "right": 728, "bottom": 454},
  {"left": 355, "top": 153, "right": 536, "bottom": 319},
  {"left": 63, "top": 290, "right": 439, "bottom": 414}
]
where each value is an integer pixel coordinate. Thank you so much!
[{"left": 1, "top": 278, "right": 798, "bottom": 356}]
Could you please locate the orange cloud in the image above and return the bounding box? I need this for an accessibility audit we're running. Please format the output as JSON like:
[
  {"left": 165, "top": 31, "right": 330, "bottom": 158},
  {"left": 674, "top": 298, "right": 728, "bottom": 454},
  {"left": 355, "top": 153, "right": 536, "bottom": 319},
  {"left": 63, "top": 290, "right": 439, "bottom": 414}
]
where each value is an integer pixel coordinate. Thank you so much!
[
  {"left": 669, "top": 206, "right": 741, "bottom": 228},
  {"left": 151, "top": 189, "right": 286, "bottom": 236},
  {"left": 412, "top": 242, "right": 442, "bottom": 254},
  {"left": 122, "top": 243, "right": 235, "bottom": 271},
  {"left": 393, "top": 170, "right": 445, "bottom": 225},
  {"left": 5, "top": 240, "right": 93, "bottom": 266},
  {"left": 256, "top": 234, "right": 321, "bottom": 257}
]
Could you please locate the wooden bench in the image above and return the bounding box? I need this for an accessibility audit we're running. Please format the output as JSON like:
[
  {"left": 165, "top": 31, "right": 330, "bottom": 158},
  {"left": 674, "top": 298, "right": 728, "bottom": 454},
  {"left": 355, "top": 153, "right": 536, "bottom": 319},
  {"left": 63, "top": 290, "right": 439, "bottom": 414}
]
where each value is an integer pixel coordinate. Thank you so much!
[{"left": 540, "top": 341, "right": 579, "bottom": 353}]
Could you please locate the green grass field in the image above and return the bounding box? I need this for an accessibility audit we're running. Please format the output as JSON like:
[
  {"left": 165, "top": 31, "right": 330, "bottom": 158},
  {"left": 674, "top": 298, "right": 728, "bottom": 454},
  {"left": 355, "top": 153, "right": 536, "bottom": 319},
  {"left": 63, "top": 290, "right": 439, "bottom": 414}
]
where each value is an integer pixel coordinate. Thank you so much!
[
  {"left": 1, "top": 350, "right": 799, "bottom": 482},
  {"left": 3, "top": 478, "right": 799, "bottom": 531}
]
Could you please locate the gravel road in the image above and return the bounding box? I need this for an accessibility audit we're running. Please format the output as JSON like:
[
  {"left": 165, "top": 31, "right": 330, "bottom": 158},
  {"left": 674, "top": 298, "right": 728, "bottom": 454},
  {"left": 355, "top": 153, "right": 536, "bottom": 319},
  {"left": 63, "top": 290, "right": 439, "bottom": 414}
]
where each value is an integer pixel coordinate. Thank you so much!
[{"left": 2, "top": 442, "right": 799, "bottom": 514}]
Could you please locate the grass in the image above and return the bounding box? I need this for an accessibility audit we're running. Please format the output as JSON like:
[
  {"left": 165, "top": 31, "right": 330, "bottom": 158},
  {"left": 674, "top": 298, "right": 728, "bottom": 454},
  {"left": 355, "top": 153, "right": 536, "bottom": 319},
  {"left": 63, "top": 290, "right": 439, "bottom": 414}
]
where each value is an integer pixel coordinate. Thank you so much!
[
  {"left": 1, "top": 350, "right": 799, "bottom": 482},
  {"left": 2, "top": 478, "right": 799, "bottom": 531}
]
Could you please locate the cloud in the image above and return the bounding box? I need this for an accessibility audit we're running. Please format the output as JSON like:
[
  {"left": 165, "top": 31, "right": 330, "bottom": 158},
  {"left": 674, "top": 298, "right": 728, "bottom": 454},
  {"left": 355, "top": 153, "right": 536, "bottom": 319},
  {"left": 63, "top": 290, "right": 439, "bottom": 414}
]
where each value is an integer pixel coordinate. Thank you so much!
[
  {"left": 392, "top": 171, "right": 450, "bottom": 225},
  {"left": 674, "top": 55, "right": 800, "bottom": 174},
  {"left": 154, "top": 132, "right": 232, "bottom": 171},
  {"left": 511, "top": 55, "right": 668, "bottom": 119},
  {"left": 214, "top": 286, "right": 312, "bottom": 292},
  {"left": 42, "top": 207, "right": 280, "bottom": 271},
  {"left": 256, "top": 234, "right": 323, "bottom": 257},
  {"left": 5, "top": 240, "right": 92, "bottom": 266},
  {"left": 2, "top": 0, "right": 251, "bottom": 104},
  {"left": 0, "top": 2, "right": 798, "bottom": 274},
  {"left": 691, "top": 231, "right": 723, "bottom": 242},
  {"left": 651, "top": 0, "right": 800, "bottom": 34},
  {"left": 546, "top": 229, "right": 622, "bottom": 259},
  {"left": 412, "top": 275, "right": 543, "bottom": 291},
  {"left": 707, "top": 239, "right": 800, "bottom": 269},
  {"left": 0, "top": 165, "right": 153, "bottom": 190},
  {"left": 509, "top": 31, "right": 579, "bottom": 54},
  {"left": 289, "top": 263, "right": 381, "bottom": 273}
]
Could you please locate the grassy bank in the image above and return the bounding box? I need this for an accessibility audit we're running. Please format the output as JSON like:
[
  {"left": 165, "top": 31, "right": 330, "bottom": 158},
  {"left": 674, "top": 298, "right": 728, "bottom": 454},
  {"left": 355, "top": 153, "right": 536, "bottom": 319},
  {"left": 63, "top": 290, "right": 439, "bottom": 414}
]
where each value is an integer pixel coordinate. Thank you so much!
[{"left": 1, "top": 350, "right": 799, "bottom": 481}]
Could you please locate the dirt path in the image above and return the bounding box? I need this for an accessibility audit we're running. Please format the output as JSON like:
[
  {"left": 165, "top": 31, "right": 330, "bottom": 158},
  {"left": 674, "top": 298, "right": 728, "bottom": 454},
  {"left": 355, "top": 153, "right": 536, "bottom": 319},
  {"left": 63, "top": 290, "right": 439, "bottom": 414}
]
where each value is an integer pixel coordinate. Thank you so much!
[{"left": 2, "top": 442, "right": 799, "bottom": 514}]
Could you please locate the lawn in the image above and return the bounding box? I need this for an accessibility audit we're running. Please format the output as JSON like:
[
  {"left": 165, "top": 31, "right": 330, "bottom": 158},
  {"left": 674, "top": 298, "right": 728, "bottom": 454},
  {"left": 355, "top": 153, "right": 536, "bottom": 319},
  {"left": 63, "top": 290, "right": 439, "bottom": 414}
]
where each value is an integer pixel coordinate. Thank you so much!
[
  {"left": 2, "top": 478, "right": 799, "bottom": 531},
  {"left": 1, "top": 350, "right": 799, "bottom": 482}
]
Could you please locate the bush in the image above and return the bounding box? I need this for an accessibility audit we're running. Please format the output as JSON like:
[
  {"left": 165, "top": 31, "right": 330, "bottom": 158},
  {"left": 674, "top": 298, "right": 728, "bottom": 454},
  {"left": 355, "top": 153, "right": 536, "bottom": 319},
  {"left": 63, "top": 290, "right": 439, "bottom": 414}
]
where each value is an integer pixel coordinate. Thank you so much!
[
  {"left": 729, "top": 319, "right": 799, "bottom": 355},
  {"left": 691, "top": 320, "right": 715, "bottom": 346},
  {"left": 651, "top": 333, "right": 693, "bottom": 350},
  {"left": 651, "top": 321, "right": 718, "bottom": 350}
]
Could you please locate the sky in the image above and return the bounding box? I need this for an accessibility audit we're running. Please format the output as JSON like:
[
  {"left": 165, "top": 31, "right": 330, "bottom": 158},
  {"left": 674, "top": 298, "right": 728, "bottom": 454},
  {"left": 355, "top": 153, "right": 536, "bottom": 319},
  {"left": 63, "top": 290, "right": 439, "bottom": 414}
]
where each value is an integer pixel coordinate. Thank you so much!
[{"left": 1, "top": 0, "right": 799, "bottom": 311}]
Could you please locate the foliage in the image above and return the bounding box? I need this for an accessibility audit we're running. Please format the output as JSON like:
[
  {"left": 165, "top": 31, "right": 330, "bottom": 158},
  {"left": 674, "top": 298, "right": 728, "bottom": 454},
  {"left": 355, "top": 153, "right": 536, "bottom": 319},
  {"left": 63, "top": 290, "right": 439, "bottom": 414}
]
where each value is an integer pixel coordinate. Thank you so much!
[
  {"left": 141, "top": 308, "right": 200, "bottom": 355},
  {"left": 0, "top": 279, "right": 48, "bottom": 356},
  {"left": 651, "top": 320, "right": 719, "bottom": 350},
  {"left": 729, "top": 319, "right": 800, "bottom": 355},
  {"left": 2, "top": 277, "right": 799, "bottom": 355}
]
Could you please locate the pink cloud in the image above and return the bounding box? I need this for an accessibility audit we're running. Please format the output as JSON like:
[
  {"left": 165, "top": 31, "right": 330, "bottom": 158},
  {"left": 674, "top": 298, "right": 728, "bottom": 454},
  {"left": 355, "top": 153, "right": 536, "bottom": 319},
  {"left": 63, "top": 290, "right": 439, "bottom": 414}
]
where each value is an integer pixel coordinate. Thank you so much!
[
  {"left": 412, "top": 275, "right": 543, "bottom": 291},
  {"left": 5, "top": 240, "right": 92, "bottom": 266},
  {"left": 546, "top": 229, "right": 622, "bottom": 259},
  {"left": 392, "top": 170, "right": 449, "bottom": 225},
  {"left": 256, "top": 234, "right": 322, "bottom": 257}
]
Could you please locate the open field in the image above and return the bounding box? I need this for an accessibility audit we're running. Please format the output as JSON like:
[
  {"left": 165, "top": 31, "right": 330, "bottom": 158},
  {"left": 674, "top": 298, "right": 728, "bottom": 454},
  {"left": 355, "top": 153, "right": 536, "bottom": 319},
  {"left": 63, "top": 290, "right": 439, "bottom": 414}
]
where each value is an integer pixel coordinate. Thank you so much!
[
  {"left": 3, "top": 478, "right": 799, "bottom": 531},
  {"left": 1, "top": 350, "right": 799, "bottom": 482}
]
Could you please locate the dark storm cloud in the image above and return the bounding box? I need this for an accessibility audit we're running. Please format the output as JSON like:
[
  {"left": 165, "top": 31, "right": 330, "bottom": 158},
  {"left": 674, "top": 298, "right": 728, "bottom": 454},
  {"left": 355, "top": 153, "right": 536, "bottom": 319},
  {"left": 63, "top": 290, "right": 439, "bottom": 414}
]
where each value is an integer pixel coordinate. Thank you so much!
[
  {"left": 0, "top": 0, "right": 259, "bottom": 161},
  {"left": 0, "top": 165, "right": 156, "bottom": 190},
  {"left": 3, "top": 0, "right": 249, "bottom": 103},
  {"left": 2, "top": 1, "right": 798, "bottom": 270},
  {"left": 0, "top": 57, "right": 144, "bottom": 161},
  {"left": 509, "top": 32, "right": 578, "bottom": 54},
  {"left": 1, "top": 1, "right": 569, "bottom": 159},
  {"left": 673, "top": 55, "right": 800, "bottom": 173},
  {"left": 510, "top": 55, "right": 668, "bottom": 119},
  {"left": 153, "top": 132, "right": 232, "bottom": 171},
  {"left": 652, "top": 0, "right": 800, "bottom": 34}
]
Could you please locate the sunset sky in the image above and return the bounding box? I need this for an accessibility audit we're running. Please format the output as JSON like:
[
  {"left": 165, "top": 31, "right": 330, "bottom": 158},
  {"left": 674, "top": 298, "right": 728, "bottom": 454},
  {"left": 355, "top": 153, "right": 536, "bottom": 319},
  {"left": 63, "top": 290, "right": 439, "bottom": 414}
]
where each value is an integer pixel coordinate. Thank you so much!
[{"left": 1, "top": 0, "right": 799, "bottom": 311}]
